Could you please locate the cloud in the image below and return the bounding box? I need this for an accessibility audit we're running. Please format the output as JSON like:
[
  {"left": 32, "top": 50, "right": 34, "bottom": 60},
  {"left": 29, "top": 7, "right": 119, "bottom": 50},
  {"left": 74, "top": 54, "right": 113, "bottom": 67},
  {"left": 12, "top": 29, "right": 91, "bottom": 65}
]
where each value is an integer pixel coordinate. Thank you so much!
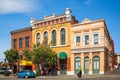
[
  {"left": 0, "top": 0, "right": 39, "bottom": 14},
  {"left": 85, "top": 0, "right": 93, "bottom": 6}
]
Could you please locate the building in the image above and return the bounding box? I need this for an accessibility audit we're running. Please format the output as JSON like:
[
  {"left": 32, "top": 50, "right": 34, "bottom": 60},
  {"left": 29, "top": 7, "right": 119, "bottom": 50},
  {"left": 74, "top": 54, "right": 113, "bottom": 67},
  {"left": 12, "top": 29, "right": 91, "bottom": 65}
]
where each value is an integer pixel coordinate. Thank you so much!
[
  {"left": 11, "top": 8, "right": 114, "bottom": 75},
  {"left": 116, "top": 53, "right": 120, "bottom": 65},
  {"left": 11, "top": 27, "right": 32, "bottom": 72},
  {"left": 71, "top": 18, "right": 113, "bottom": 75}
]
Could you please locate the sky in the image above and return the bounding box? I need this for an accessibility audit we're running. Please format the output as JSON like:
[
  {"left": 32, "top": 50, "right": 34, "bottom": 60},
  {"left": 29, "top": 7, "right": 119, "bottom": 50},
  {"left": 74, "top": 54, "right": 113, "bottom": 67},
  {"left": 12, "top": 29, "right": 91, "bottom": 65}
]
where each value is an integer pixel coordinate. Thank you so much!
[{"left": 0, "top": 0, "right": 120, "bottom": 60}]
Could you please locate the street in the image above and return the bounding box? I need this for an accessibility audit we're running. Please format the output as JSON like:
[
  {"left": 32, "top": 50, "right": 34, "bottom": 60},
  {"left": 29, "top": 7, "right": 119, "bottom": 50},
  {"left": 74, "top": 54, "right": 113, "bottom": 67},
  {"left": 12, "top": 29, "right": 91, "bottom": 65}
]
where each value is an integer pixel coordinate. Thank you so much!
[{"left": 0, "top": 69, "right": 120, "bottom": 80}]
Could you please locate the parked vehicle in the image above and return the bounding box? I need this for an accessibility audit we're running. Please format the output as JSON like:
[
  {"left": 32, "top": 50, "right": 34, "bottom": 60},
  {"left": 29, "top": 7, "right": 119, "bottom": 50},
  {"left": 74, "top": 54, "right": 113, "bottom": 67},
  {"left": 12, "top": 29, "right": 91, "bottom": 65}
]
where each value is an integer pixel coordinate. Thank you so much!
[
  {"left": 17, "top": 70, "right": 36, "bottom": 78},
  {"left": 0, "top": 68, "right": 12, "bottom": 74}
]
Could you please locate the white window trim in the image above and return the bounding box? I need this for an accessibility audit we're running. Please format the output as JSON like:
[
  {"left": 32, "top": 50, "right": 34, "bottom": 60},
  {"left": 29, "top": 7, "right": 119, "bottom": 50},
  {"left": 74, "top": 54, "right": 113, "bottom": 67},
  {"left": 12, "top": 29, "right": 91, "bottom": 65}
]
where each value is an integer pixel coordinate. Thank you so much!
[
  {"left": 74, "top": 34, "right": 81, "bottom": 47},
  {"left": 35, "top": 31, "right": 41, "bottom": 44},
  {"left": 92, "top": 32, "right": 100, "bottom": 45},
  {"left": 59, "top": 27, "right": 67, "bottom": 45},
  {"left": 84, "top": 34, "right": 89, "bottom": 46}
]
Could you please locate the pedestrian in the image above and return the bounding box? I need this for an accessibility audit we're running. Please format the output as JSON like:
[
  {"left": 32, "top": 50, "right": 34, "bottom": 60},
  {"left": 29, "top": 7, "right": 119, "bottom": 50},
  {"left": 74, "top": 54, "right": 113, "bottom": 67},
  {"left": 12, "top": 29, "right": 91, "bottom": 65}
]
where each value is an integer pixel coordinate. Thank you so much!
[{"left": 78, "top": 66, "right": 82, "bottom": 78}]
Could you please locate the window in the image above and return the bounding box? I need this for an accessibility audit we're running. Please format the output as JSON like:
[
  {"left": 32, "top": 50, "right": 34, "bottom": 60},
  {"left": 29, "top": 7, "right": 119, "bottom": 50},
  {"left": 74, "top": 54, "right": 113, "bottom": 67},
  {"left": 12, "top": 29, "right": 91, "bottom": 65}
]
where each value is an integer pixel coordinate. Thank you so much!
[
  {"left": 44, "top": 31, "right": 48, "bottom": 44},
  {"left": 85, "top": 35, "right": 89, "bottom": 45},
  {"left": 25, "top": 36, "right": 29, "bottom": 48},
  {"left": 76, "top": 36, "right": 80, "bottom": 46},
  {"left": 19, "top": 38, "right": 23, "bottom": 48},
  {"left": 93, "top": 34, "right": 99, "bottom": 44},
  {"left": 36, "top": 33, "right": 40, "bottom": 45},
  {"left": 52, "top": 30, "right": 56, "bottom": 46},
  {"left": 75, "top": 57, "right": 81, "bottom": 73},
  {"left": 13, "top": 39, "right": 17, "bottom": 49},
  {"left": 61, "top": 28, "right": 66, "bottom": 45}
]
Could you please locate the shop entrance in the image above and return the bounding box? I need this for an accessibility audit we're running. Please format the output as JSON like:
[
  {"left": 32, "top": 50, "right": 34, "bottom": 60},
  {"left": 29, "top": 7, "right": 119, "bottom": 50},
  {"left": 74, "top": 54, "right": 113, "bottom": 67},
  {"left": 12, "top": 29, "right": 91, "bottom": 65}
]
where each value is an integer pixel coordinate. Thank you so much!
[
  {"left": 84, "top": 57, "right": 89, "bottom": 74},
  {"left": 59, "top": 52, "right": 67, "bottom": 75},
  {"left": 93, "top": 56, "right": 100, "bottom": 74}
]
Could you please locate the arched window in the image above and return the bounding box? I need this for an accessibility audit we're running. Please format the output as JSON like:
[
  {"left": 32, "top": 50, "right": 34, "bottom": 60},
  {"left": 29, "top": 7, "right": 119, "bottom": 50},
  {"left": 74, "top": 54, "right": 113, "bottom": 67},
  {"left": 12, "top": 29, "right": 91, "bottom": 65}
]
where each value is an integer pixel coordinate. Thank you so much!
[
  {"left": 93, "top": 34, "right": 99, "bottom": 44},
  {"left": 44, "top": 31, "right": 48, "bottom": 44},
  {"left": 61, "top": 28, "right": 66, "bottom": 45},
  {"left": 52, "top": 30, "right": 56, "bottom": 46},
  {"left": 75, "top": 57, "right": 81, "bottom": 73},
  {"left": 84, "top": 57, "right": 89, "bottom": 74},
  {"left": 85, "top": 35, "right": 89, "bottom": 45},
  {"left": 93, "top": 56, "right": 100, "bottom": 74},
  {"left": 36, "top": 33, "right": 40, "bottom": 44},
  {"left": 76, "top": 36, "right": 80, "bottom": 46}
]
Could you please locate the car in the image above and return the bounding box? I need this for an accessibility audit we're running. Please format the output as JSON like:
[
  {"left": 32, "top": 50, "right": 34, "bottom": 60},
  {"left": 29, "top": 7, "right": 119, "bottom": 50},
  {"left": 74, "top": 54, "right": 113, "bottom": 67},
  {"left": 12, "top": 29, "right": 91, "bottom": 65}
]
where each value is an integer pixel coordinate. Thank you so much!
[
  {"left": 0, "top": 68, "right": 12, "bottom": 74},
  {"left": 17, "top": 70, "right": 36, "bottom": 78}
]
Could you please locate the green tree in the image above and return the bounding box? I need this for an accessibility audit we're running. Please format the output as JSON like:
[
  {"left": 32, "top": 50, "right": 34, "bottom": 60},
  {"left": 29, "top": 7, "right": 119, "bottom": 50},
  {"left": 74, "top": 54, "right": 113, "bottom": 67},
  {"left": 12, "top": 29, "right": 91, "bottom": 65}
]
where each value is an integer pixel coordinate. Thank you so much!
[
  {"left": 4, "top": 49, "right": 19, "bottom": 75},
  {"left": 23, "top": 49, "right": 32, "bottom": 61},
  {"left": 32, "top": 44, "right": 57, "bottom": 75}
]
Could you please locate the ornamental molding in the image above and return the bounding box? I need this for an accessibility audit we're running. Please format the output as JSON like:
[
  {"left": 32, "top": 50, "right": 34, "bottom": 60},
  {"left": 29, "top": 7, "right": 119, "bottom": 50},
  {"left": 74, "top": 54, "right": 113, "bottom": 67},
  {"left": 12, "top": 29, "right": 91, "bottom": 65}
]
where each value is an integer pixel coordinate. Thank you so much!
[{"left": 71, "top": 47, "right": 106, "bottom": 53}]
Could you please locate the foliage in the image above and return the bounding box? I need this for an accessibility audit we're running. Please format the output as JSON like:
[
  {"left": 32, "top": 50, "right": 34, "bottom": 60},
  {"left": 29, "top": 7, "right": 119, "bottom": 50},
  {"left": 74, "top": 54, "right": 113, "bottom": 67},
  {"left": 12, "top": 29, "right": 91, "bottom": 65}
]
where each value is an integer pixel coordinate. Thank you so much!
[
  {"left": 4, "top": 49, "right": 19, "bottom": 63},
  {"left": 31, "top": 43, "right": 57, "bottom": 75},
  {"left": 23, "top": 49, "right": 32, "bottom": 61},
  {"left": 4, "top": 49, "right": 19, "bottom": 75}
]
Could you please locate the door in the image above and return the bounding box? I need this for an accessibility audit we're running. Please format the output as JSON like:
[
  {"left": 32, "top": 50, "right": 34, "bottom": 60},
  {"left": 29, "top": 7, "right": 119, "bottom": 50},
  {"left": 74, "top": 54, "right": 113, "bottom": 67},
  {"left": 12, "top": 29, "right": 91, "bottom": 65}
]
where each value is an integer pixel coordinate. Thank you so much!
[
  {"left": 93, "top": 56, "right": 100, "bottom": 74},
  {"left": 60, "top": 59, "right": 67, "bottom": 74},
  {"left": 84, "top": 57, "right": 89, "bottom": 74},
  {"left": 75, "top": 57, "right": 81, "bottom": 74}
]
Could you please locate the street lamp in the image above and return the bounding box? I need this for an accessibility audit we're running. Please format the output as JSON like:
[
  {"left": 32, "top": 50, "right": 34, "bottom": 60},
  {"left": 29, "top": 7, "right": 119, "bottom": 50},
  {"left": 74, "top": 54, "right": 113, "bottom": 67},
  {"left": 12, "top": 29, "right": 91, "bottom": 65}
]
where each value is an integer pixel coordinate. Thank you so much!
[{"left": 4, "top": 58, "right": 7, "bottom": 73}]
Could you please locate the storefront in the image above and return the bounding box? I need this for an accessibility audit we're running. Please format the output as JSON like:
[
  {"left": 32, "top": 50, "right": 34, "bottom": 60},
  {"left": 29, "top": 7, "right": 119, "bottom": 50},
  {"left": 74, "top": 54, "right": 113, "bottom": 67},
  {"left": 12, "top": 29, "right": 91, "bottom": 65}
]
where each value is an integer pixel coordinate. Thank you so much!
[{"left": 20, "top": 60, "right": 33, "bottom": 71}]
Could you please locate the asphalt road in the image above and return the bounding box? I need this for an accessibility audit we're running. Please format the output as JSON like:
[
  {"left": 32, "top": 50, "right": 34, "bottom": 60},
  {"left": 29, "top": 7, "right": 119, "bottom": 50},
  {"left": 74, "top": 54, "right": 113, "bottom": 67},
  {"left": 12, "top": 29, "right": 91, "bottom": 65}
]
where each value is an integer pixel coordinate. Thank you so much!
[{"left": 0, "top": 69, "right": 120, "bottom": 80}]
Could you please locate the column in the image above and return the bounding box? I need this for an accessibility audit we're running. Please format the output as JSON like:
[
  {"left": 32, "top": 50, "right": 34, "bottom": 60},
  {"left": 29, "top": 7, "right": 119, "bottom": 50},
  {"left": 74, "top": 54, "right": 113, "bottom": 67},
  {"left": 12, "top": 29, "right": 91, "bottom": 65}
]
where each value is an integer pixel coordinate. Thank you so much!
[
  {"left": 100, "top": 52, "right": 105, "bottom": 74},
  {"left": 81, "top": 53, "right": 84, "bottom": 74},
  {"left": 89, "top": 52, "right": 92, "bottom": 74},
  {"left": 69, "top": 54, "right": 74, "bottom": 75}
]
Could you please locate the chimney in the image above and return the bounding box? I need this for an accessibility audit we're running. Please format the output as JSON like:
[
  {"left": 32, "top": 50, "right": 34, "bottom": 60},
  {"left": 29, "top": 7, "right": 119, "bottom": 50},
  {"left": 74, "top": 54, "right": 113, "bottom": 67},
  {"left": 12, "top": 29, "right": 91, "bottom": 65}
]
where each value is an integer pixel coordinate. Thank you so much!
[
  {"left": 65, "top": 8, "right": 72, "bottom": 21},
  {"left": 30, "top": 18, "right": 36, "bottom": 28}
]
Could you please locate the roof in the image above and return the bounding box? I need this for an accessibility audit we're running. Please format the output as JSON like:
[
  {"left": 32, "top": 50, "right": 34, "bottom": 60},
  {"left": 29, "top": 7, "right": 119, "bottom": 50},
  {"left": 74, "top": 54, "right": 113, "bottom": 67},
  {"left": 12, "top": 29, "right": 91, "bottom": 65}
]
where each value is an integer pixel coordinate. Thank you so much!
[{"left": 10, "top": 27, "right": 32, "bottom": 34}]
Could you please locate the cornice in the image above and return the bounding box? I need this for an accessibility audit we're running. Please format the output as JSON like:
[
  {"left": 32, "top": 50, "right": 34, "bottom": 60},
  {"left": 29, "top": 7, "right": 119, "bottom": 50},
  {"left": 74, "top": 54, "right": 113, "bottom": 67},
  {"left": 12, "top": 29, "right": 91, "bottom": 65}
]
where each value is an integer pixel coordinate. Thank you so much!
[{"left": 71, "top": 46, "right": 107, "bottom": 53}]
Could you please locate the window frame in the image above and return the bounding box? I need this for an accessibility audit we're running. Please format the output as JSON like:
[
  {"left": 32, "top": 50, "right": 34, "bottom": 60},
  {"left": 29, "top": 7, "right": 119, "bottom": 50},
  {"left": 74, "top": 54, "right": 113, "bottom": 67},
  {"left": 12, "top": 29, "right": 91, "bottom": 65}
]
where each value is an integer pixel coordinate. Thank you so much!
[
  {"left": 61, "top": 28, "right": 66, "bottom": 45},
  {"left": 52, "top": 30, "right": 56, "bottom": 46},
  {"left": 19, "top": 38, "right": 23, "bottom": 48},
  {"left": 85, "top": 35, "right": 89, "bottom": 45},
  {"left": 25, "top": 36, "right": 30, "bottom": 48},
  {"left": 13, "top": 39, "right": 17, "bottom": 49}
]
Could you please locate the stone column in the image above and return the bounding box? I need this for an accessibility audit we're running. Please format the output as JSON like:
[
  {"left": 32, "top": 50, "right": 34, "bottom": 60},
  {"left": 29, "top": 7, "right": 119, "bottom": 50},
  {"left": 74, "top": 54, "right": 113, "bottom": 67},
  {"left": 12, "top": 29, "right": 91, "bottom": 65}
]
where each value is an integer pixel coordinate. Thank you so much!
[
  {"left": 100, "top": 52, "right": 105, "bottom": 74},
  {"left": 89, "top": 52, "right": 92, "bottom": 74},
  {"left": 81, "top": 53, "right": 84, "bottom": 74}
]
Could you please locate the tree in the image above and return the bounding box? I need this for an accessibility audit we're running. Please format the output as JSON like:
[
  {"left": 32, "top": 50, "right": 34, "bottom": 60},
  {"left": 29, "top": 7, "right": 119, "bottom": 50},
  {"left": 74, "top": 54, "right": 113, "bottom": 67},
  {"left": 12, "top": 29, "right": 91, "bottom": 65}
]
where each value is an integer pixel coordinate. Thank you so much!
[
  {"left": 32, "top": 44, "right": 57, "bottom": 75},
  {"left": 4, "top": 49, "right": 19, "bottom": 75},
  {"left": 23, "top": 49, "right": 32, "bottom": 61}
]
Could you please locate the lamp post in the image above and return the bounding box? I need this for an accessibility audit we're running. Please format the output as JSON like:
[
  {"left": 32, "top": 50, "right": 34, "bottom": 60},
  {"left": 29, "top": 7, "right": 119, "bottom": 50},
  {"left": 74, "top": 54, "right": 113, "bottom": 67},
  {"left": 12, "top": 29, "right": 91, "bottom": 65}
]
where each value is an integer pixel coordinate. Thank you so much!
[{"left": 4, "top": 58, "right": 7, "bottom": 73}]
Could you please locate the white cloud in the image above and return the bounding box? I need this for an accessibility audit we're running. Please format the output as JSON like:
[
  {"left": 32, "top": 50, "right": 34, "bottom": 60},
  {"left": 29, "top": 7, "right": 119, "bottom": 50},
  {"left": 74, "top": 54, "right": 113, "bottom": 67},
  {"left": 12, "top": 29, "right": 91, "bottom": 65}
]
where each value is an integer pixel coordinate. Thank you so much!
[
  {"left": 85, "top": 0, "right": 93, "bottom": 6},
  {"left": 0, "top": 0, "right": 39, "bottom": 14}
]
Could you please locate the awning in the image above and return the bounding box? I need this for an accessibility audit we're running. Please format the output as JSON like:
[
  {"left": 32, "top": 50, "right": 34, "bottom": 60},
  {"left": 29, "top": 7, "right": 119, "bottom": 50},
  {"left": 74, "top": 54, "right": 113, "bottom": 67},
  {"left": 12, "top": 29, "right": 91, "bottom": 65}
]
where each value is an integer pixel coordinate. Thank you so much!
[
  {"left": 59, "top": 52, "right": 67, "bottom": 59},
  {"left": 20, "top": 60, "right": 32, "bottom": 66}
]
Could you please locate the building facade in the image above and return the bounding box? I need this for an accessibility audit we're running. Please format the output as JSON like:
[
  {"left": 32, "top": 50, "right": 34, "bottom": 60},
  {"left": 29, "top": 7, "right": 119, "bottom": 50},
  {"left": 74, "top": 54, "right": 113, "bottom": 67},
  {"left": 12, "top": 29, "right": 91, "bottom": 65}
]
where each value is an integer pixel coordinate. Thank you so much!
[
  {"left": 71, "top": 18, "right": 113, "bottom": 75},
  {"left": 11, "top": 8, "right": 114, "bottom": 75},
  {"left": 11, "top": 27, "right": 32, "bottom": 72},
  {"left": 116, "top": 54, "right": 120, "bottom": 65}
]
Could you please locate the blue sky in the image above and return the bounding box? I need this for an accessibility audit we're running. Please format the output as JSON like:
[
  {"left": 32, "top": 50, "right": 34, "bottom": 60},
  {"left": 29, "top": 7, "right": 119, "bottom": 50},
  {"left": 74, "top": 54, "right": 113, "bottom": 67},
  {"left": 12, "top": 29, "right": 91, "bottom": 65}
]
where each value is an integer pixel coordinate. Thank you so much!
[{"left": 0, "top": 0, "right": 120, "bottom": 60}]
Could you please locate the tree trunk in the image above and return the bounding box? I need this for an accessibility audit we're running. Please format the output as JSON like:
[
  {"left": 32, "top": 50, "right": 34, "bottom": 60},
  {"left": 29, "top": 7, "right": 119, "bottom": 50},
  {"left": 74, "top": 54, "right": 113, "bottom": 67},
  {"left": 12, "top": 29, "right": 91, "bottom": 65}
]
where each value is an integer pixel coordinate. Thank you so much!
[{"left": 11, "top": 63, "right": 14, "bottom": 76}]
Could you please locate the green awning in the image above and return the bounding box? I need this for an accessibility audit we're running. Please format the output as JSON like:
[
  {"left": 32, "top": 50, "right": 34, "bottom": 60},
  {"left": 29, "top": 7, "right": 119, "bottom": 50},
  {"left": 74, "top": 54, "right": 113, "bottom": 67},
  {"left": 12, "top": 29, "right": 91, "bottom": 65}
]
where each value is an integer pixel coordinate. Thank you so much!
[{"left": 59, "top": 52, "right": 67, "bottom": 59}]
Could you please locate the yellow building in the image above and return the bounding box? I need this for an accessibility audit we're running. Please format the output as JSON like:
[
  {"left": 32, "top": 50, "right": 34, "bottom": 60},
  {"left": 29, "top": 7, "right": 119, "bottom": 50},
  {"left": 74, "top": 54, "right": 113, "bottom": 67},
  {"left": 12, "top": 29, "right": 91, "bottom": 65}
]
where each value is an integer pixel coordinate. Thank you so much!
[{"left": 31, "top": 8, "right": 78, "bottom": 75}]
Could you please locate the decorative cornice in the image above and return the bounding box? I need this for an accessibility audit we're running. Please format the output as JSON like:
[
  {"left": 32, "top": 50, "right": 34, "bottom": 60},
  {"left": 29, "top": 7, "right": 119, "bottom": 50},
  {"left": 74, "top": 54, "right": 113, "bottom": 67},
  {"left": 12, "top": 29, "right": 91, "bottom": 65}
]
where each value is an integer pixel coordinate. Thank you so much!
[
  {"left": 71, "top": 46, "right": 107, "bottom": 53},
  {"left": 33, "top": 14, "right": 67, "bottom": 24},
  {"left": 10, "top": 27, "right": 32, "bottom": 34},
  {"left": 71, "top": 19, "right": 104, "bottom": 27}
]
